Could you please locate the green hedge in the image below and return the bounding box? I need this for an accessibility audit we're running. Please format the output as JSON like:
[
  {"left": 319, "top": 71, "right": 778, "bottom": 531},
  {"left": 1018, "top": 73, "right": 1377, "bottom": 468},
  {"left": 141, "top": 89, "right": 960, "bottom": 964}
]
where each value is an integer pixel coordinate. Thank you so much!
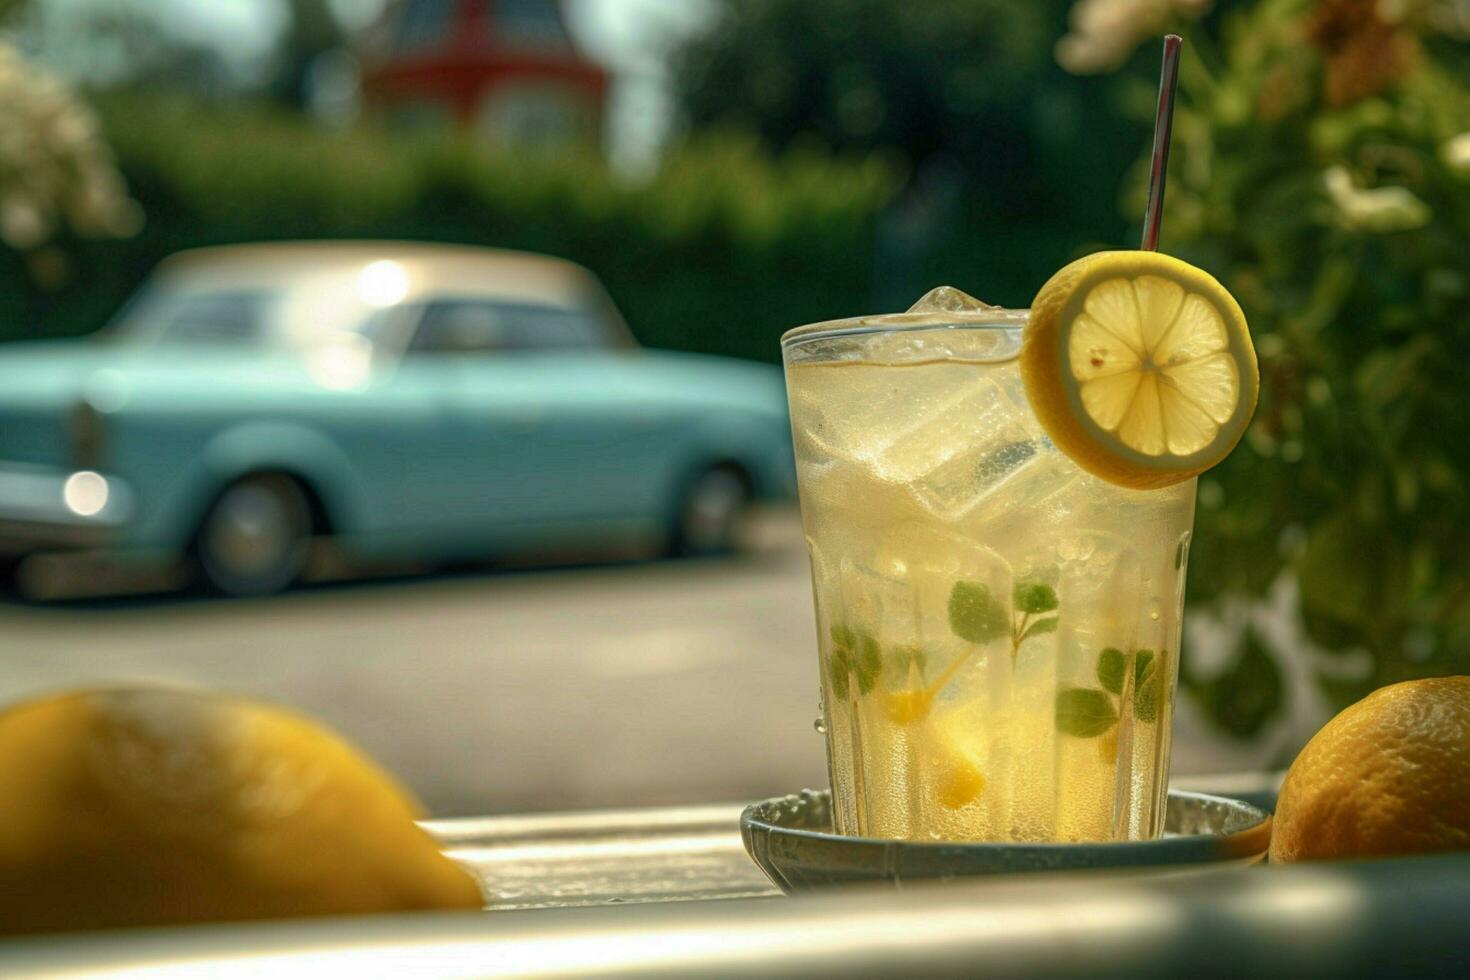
[{"left": 0, "top": 97, "right": 898, "bottom": 364}]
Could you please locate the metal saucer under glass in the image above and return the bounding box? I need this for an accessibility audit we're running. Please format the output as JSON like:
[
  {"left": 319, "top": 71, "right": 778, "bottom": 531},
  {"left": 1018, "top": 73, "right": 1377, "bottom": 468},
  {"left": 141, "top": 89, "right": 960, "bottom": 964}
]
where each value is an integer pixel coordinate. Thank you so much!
[{"left": 741, "top": 789, "right": 1272, "bottom": 892}]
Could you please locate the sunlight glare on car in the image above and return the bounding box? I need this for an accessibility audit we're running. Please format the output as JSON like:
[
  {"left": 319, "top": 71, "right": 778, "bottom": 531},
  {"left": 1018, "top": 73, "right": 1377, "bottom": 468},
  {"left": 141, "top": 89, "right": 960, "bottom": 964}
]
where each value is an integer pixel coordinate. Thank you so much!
[
  {"left": 307, "top": 333, "right": 374, "bottom": 391},
  {"left": 356, "top": 259, "right": 410, "bottom": 307},
  {"left": 62, "top": 471, "right": 109, "bottom": 517}
]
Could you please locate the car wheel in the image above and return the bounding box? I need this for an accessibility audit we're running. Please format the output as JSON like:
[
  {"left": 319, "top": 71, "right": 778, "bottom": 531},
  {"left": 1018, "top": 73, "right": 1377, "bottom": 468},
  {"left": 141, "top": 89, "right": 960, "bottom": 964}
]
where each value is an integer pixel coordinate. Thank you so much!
[
  {"left": 194, "top": 474, "right": 312, "bottom": 597},
  {"left": 671, "top": 465, "right": 751, "bottom": 557}
]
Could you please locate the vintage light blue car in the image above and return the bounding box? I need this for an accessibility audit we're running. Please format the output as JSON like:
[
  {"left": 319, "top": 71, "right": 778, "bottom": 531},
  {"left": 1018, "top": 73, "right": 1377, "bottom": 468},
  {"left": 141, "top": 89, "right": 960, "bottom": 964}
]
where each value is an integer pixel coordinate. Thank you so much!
[{"left": 0, "top": 243, "right": 794, "bottom": 596}]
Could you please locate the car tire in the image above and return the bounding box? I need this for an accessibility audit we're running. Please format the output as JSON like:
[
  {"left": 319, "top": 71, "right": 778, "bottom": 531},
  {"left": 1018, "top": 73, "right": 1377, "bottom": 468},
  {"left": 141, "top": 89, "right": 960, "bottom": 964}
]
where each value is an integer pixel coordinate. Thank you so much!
[
  {"left": 194, "top": 474, "right": 313, "bottom": 597},
  {"left": 670, "top": 465, "right": 751, "bottom": 558}
]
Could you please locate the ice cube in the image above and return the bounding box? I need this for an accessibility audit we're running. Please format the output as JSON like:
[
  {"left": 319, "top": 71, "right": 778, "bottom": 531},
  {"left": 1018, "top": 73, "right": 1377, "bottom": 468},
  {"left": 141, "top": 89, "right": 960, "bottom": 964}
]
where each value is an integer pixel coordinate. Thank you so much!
[
  {"left": 1053, "top": 530, "right": 1145, "bottom": 663},
  {"left": 786, "top": 359, "right": 915, "bottom": 464},
  {"left": 908, "top": 438, "right": 1037, "bottom": 521},
  {"left": 870, "top": 370, "right": 1028, "bottom": 483},
  {"left": 799, "top": 458, "right": 928, "bottom": 535},
  {"left": 859, "top": 323, "right": 1021, "bottom": 365},
  {"left": 962, "top": 443, "right": 1084, "bottom": 528},
  {"left": 867, "top": 366, "right": 1082, "bottom": 522},
  {"left": 908, "top": 286, "right": 997, "bottom": 314},
  {"left": 786, "top": 288, "right": 1023, "bottom": 466}
]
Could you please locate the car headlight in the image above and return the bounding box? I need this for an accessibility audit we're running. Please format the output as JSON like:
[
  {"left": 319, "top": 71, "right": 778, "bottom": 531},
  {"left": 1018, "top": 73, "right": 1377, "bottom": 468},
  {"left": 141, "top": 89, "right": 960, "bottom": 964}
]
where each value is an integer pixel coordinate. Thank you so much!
[
  {"left": 66, "top": 400, "right": 106, "bottom": 470},
  {"left": 62, "top": 470, "right": 110, "bottom": 517}
]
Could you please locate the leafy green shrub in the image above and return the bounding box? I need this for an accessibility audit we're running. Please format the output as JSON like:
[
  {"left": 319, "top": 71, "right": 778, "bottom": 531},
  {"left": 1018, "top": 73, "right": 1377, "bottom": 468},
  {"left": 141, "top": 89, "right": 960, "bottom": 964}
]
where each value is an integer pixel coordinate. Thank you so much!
[
  {"left": 1091, "top": 0, "right": 1470, "bottom": 727},
  {"left": 671, "top": 0, "right": 1150, "bottom": 310},
  {"left": 0, "top": 96, "right": 897, "bottom": 365}
]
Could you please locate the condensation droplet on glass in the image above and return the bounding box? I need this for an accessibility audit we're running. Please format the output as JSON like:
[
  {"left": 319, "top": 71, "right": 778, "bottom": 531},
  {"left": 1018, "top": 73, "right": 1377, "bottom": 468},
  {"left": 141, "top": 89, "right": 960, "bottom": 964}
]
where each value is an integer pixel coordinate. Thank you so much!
[{"left": 813, "top": 718, "right": 827, "bottom": 734}]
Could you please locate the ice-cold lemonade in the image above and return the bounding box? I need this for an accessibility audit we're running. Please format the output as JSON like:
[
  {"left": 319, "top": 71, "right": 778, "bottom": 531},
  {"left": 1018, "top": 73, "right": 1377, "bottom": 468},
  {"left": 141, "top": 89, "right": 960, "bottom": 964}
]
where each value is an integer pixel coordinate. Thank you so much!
[{"left": 784, "top": 288, "right": 1202, "bottom": 843}]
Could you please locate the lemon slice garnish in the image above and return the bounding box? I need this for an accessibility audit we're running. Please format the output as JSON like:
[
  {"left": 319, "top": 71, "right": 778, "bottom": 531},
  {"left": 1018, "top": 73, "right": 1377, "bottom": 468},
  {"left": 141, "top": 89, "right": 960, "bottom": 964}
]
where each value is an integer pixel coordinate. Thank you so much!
[{"left": 1021, "top": 251, "right": 1259, "bottom": 490}]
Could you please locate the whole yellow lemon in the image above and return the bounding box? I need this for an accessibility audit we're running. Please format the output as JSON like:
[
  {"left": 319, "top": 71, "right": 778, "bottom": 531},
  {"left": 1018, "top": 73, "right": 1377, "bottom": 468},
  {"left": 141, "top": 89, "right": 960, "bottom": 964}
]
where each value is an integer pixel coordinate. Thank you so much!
[
  {"left": 0, "top": 686, "right": 482, "bottom": 935},
  {"left": 1271, "top": 676, "right": 1470, "bottom": 862}
]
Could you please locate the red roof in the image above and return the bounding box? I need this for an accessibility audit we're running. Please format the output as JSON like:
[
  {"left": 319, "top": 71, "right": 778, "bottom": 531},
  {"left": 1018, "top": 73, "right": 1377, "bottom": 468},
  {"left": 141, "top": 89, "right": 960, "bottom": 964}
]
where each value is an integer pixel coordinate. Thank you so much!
[{"left": 359, "top": 0, "right": 608, "bottom": 127}]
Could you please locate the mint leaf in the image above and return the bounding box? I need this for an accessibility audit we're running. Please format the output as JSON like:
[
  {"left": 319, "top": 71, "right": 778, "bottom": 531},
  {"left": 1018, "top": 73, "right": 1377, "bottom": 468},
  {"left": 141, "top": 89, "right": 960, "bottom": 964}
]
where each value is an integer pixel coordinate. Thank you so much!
[
  {"left": 948, "top": 581, "right": 1009, "bottom": 643},
  {"left": 1134, "top": 649, "right": 1161, "bottom": 722},
  {"left": 1014, "top": 579, "right": 1059, "bottom": 615},
  {"left": 827, "top": 644, "right": 852, "bottom": 699},
  {"left": 1096, "top": 647, "right": 1127, "bottom": 694},
  {"left": 1021, "top": 616, "right": 1059, "bottom": 642},
  {"left": 889, "top": 644, "right": 930, "bottom": 679},
  {"left": 854, "top": 630, "right": 882, "bottom": 695},
  {"left": 1055, "top": 687, "right": 1119, "bottom": 737},
  {"left": 1133, "top": 650, "right": 1156, "bottom": 686},
  {"left": 827, "top": 626, "right": 856, "bottom": 699},
  {"left": 1135, "top": 685, "right": 1158, "bottom": 722}
]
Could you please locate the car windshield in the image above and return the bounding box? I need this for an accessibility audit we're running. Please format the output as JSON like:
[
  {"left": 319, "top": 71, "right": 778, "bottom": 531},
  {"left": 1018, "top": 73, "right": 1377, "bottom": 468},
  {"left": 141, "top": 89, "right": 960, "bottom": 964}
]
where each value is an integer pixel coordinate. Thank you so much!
[
  {"left": 107, "top": 275, "right": 405, "bottom": 354},
  {"left": 110, "top": 288, "right": 280, "bottom": 346}
]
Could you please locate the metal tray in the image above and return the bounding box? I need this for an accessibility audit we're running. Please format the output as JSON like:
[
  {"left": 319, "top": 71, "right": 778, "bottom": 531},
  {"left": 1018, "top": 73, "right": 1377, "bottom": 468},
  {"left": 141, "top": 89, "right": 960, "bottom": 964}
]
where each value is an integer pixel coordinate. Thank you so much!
[
  {"left": 742, "top": 789, "right": 1272, "bottom": 892},
  {"left": 427, "top": 783, "right": 1272, "bottom": 909}
]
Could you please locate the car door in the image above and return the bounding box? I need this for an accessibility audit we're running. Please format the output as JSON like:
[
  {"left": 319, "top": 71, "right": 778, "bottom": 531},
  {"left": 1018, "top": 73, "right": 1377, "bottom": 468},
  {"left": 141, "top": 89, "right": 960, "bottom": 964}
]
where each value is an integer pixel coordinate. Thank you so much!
[
  {"left": 404, "top": 297, "right": 665, "bottom": 547},
  {"left": 341, "top": 300, "right": 483, "bottom": 548}
]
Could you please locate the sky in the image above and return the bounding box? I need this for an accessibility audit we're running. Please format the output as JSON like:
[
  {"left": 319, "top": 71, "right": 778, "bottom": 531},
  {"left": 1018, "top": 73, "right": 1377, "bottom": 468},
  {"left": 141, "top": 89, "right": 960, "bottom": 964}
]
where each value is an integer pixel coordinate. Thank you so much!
[
  {"left": 19, "top": 0, "right": 719, "bottom": 170},
  {"left": 565, "top": 0, "right": 719, "bottom": 170}
]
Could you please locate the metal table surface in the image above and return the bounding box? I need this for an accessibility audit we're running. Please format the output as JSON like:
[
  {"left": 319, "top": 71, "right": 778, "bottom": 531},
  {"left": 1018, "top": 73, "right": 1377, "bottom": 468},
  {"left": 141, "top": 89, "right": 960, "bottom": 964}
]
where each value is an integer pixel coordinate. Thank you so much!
[
  {"left": 426, "top": 802, "right": 780, "bottom": 910},
  {"left": 5, "top": 852, "right": 1469, "bottom": 978},
  {"left": 24, "top": 770, "right": 1470, "bottom": 979}
]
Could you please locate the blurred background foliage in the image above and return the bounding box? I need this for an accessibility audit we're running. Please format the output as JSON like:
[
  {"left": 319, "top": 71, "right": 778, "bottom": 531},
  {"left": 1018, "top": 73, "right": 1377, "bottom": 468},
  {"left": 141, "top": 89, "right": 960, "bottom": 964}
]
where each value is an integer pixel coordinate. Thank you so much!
[
  {"left": 9, "top": 96, "right": 894, "bottom": 365},
  {"left": 0, "top": 0, "right": 1465, "bottom": 738},
  {"left": 672, "top": 0, "right": 1145, "bottom": 309},
  {"left": 1101, "top": 0, "right": 1470, "bottom": 728}
]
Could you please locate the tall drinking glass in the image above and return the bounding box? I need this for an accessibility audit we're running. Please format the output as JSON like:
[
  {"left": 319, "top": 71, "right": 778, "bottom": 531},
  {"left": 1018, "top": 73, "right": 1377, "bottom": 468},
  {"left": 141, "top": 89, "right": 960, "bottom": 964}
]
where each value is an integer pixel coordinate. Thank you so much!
[{"left": 783, "top": 299, "right": 1195, "bottom": 843}]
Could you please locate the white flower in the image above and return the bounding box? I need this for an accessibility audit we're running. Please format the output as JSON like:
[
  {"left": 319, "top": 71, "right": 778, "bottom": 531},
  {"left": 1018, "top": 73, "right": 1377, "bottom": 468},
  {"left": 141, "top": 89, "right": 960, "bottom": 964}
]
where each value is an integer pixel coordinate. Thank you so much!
[
  {"left": 1056, "top": 0, "right": 1212, "bottom": 74},
  {"left": 1442, "top": 132, "right": 1470, "bottom": 178},
  {"left": 1323, "top": 166, "right": 1432, "bottom": 233},
  {"left": 0, "top": 40, "right": 140, "bottom": 258},
  {"left": 1, "top": 194, "right": 50, "bottom": 250}
]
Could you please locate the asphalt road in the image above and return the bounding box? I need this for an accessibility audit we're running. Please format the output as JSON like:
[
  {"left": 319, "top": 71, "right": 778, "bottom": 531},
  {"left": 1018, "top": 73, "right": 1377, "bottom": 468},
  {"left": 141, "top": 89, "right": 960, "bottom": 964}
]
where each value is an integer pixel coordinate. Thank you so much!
[
  {"left": 0, "top": 510, "right": 830, "bottom": 816},
  {"left": 0, "top": 508, "right": 1274, "bottom": 817}
]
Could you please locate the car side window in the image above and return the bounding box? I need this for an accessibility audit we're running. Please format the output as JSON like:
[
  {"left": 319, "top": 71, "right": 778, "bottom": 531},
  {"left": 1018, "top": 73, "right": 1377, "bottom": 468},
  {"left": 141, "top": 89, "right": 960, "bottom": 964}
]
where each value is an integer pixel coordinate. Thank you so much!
[
  {"left": 495, "top": 302, "right": 608, "bottom": 351},
  {"left": 138, "top": 290, "right": 271, "bottom": 345},
  {"left": 410, "top": 299, "right": 608, "bottom": 355},
  {"left": 410, "top": 301, "right": 509, "bottom": 354}
]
